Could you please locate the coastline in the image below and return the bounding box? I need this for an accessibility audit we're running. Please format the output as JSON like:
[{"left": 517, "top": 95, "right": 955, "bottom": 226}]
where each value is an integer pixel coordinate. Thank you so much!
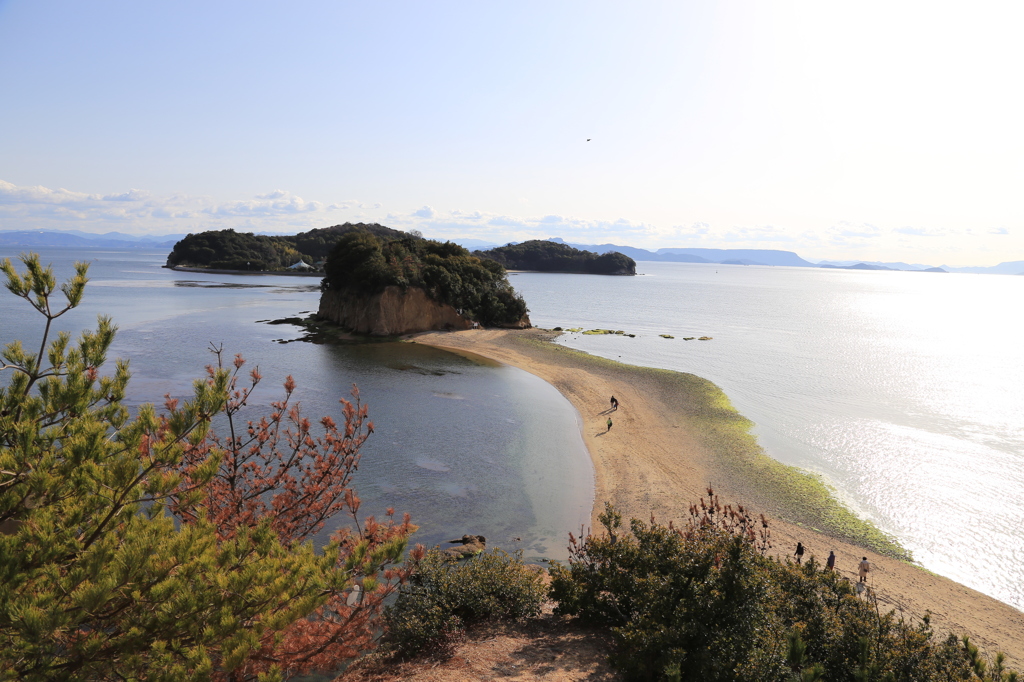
[
  {"left": 165, "top": 265, "right": 323, "bottom": 277},
  {"left": 412, "top": 327, "right": 1024, "bottom": 666}
]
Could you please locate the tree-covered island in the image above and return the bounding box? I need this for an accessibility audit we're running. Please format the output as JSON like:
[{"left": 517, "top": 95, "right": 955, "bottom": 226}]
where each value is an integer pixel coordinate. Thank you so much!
[
  {"left": 318, "top": 231, "right": 530, "bottom": 333},
  {"left": 165, "top": 223, "right": 408, "bottom": 271},
  {"left": 473, "top": 239, "right": 637, "bottom": 275},
  {"left": 164, "top": 224, "right": 531, "bottom": 333}
]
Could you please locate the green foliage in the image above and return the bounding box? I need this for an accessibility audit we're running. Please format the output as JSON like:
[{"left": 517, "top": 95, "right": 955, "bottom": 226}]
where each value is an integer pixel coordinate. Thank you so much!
[
  {"left": 322, "top": 231, "right": 529, "bottom": 326},
  {"left": 383, "top": 548, "right": 546, "bottom": 658},
  {"left": 165, "top": 223, "right": 407, "bottom": 270},
  {"left": 474, "top": 239, "right": 637, "bottom": 275},
  {"left": 166, "top": 229, "right": 305, "bottom": 270},
  {"left": 529, "top": 337, "right": 907, "bottom": 558},
  {"left": 291, "top": 222, "right": 410, "bottom": 260},
  {"left": 549, "top": 494, "right": 1014, "bottom": 682},
  {"left": 0, "top": 254, "right": 409, "bottom": 681}
]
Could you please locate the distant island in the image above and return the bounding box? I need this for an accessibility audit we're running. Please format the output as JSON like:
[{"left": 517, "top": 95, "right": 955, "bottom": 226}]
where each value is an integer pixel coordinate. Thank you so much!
[
  {"left": 473, "top": 239, "right": 636, "bottom": 275},
  {"left": 819, "top": 262, "right": 948, "bottom": 272},
  {"left": 543, "top": 238, "right": 814, "bottom": 267},
  {"left": 164, "top": 223, "right": 407, "bottom": 271},
  {"left": 5, "top": 227, "right": 1020, "bottom": 275},
  {"left": 318, "top": 231, "right": 530, "bottom": 335}
]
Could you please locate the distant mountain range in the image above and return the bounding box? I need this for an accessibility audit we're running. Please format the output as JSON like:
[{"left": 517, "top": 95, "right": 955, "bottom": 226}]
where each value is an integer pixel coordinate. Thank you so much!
[
  {"left": 546, "top": 239, "right": 815, "bottom": 267},
  {"left": 0, "top": 229, "right": 184, "bottom": 249},
  {"left": 818, "top": 262, "right": 948, "bottom": 273},
  {"left": 4, "top": 229, "right": 1022, "bottom": 276},
  {"left": 544, "top": 239, "right": 1024, "bottom": 275}
]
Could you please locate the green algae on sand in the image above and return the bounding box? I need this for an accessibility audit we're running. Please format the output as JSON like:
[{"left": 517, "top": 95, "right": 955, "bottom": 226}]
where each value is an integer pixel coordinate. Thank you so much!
[{"left": 521, "top": 335, "right": 909, "bottom": 561}]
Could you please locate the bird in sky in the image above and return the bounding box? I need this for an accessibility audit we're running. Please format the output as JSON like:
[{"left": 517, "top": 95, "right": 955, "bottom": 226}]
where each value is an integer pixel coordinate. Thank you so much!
[{"left": 587, "top": 138, "right": 592, "bottom": 141}]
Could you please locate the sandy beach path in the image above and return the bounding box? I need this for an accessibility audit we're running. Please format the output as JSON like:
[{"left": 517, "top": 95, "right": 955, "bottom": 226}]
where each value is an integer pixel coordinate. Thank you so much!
[{"left": 413, "top": 328, "right": 1024, "bottom": 667}]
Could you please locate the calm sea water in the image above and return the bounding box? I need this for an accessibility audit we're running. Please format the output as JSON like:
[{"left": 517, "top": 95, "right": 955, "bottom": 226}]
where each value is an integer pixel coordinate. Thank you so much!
[
  {"left": 6, "top": 249, "right": 1021, "bottom": 610},
  {"left": 0, "top": 248, "right": 592, "bottom": 560},
  {"left": 512, "top": 262, "right": 1024, "bottom": 610}
]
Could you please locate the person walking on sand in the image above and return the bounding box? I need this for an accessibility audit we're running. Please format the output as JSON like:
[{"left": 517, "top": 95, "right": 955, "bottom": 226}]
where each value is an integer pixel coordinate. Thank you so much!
[
  {"left": 610, "top": 395, "right": 618, "bottom": 410},
  {"left": 859, "top": 557, "right": 870, "bottom": 583},
  {"left": 826, "top": 550, "right": 836, "bottom": 571},
  {"left": 606, "top": 417, "right": 613, "bottom": 432},
  {"left": 794, "top": 542, "right": 805, "bottom": 564}
]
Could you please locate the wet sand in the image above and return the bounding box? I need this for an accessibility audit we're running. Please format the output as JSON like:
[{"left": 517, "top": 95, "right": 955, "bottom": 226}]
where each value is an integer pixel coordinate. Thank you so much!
[{"left": 413, "top": 328, "right": 1024, "bottom": 667}]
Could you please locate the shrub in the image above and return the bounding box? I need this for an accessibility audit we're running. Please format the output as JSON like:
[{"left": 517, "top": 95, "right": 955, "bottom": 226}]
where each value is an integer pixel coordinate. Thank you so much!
[
  {"left": 0, "top": 254, "right": 415, "bottom": 681},
  {"left": 383, "top": 548, "right": 546, "bottom": 658},
  {"left": 549, "top": 491, "right": 1015, "bottom": 682}
]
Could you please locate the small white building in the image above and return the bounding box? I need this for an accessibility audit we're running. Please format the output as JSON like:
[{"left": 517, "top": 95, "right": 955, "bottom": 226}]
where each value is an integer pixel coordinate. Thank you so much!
[{"left": 287, "top": 261, "right": 314, "bottom": 271}]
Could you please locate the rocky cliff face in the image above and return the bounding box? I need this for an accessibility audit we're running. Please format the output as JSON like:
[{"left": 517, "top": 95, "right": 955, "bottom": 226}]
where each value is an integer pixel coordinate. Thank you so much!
[{"left": 318, "top": 286, "right": 476, "bottom": 335}]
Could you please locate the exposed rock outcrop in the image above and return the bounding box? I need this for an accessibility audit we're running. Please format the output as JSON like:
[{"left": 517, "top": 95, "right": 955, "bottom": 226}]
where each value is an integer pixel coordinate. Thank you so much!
[
  {"left": 494, "top": 316, "right": 532, "bottom": 330},
  {"left": 442, "top": 535, "right": 487, "bottom": 561},
  {"left": 318, "top": 286, "right": 476, "bottom": 335}
]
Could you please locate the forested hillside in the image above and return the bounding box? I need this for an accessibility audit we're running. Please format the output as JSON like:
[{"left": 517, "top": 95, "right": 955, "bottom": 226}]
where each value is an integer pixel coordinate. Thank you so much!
[
  {"left": 321, "top": 231, "right": 528, "bottom": 327},
  {"left": 165, "top": 223, "right": 408, "bottom": 270},
  {"left": 474, "top": 239, "right": 636, "bottom": 275}
]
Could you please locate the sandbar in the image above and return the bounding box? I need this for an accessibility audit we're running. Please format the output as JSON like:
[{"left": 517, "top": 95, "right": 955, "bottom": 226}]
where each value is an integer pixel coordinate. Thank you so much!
[{"left": 413, "top": 328, "right": 1024, "bottom": 667}]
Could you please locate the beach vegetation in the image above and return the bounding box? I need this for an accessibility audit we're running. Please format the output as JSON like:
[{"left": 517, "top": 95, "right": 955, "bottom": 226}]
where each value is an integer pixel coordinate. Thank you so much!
[
  {"left": 321, "top": 231, "right": 529, "bottom": 327},
  {"left": 549, "top": 493, "right": 1016, "bottom": 682},
  {"left": 0, "top": 254, "right": 417, "bottom": 681},
  {"left": 672, "top": 372, "right": 908, "bottom": 559},
  {"left": 381, "top": 548, "right": 546, "bottom": 659},
  {"left": 524, "top": 336, "right": 908, "bottom": 559},
  {"left": 473, "top": 239, "right": 637, "bottom": 275}
]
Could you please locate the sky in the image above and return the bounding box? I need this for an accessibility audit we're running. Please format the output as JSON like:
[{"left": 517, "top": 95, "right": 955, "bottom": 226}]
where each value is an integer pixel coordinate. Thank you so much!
[{"left": 1, "top": 1, "right": 1022, "bottom": 266}]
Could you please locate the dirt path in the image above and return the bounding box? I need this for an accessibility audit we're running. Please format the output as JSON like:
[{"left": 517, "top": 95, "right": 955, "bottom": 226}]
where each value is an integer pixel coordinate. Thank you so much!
[
  {"left": 342, "top": 600, "right": 620, "bottom": 682},
  {"left": 412, "top": 328, "right": 1024, "bottom": 668}
]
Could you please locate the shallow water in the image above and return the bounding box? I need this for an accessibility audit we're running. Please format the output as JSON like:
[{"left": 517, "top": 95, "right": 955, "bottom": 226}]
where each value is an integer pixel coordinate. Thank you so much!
[
  {"left": 0, "top": 248, "right": 592, "bottom": 560},
  {"left": 512, "top": 262, "right": 1024, "bottom": 610}
]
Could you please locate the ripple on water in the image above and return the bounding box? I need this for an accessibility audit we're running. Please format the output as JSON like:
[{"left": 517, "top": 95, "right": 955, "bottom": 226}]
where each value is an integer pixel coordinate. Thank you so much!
[{"left": 415, "top": 457, "right": 451, "bottom": 472}]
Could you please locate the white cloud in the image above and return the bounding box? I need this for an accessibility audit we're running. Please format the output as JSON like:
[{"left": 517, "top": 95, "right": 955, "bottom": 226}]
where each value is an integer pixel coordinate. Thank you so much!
[
  {"left": 0, "top": 180, "right": 371, "bottom": 235},
  {"left": 449, "top": 209, "right": 484, "bottom": 220},
  {"left": 666, "top": 222, "right": 712, "bottom": 242},
  {"left": 385, "top": 208, "right": 657, "bottom": 246},
  {"left": 4, "top": 179, "right": 1011, "bottom": 266},
  {"left": 832, "top": 222, "right": 883, "bottom": 239},
  {"left": 894, "top": 226, "right": 944, "bottom": 237},
  {"left": 206, "top": 190, "right": 323, "bottom": 217},
  {"left": 720, "top": 224, "right": 797, "bottom": 244},
  {"left": 102, "top": 189, "right": 151, "bottom": 202}
]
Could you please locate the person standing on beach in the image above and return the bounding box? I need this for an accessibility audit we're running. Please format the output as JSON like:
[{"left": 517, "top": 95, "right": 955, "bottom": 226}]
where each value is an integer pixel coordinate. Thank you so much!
[
  {"left": 794, "top": 542, "right": 805, "bottom": 564},
  {"left": 859, "top": 557, "right": 870, "bottom": 583},
  {"left": 610, "top": 396, "right": 618, "bottom": 410},
  {"left": 826, "top": 550, "right": 836, "bottom": 571},
  {"left": 606, "top": 417, "right": 613, "bottom": 432}
]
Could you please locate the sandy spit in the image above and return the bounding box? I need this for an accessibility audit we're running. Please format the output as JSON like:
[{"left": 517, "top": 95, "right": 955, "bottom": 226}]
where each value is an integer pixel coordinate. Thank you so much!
[{"left": 412, "top": 328, "right": 1024, "bottom": 668}]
